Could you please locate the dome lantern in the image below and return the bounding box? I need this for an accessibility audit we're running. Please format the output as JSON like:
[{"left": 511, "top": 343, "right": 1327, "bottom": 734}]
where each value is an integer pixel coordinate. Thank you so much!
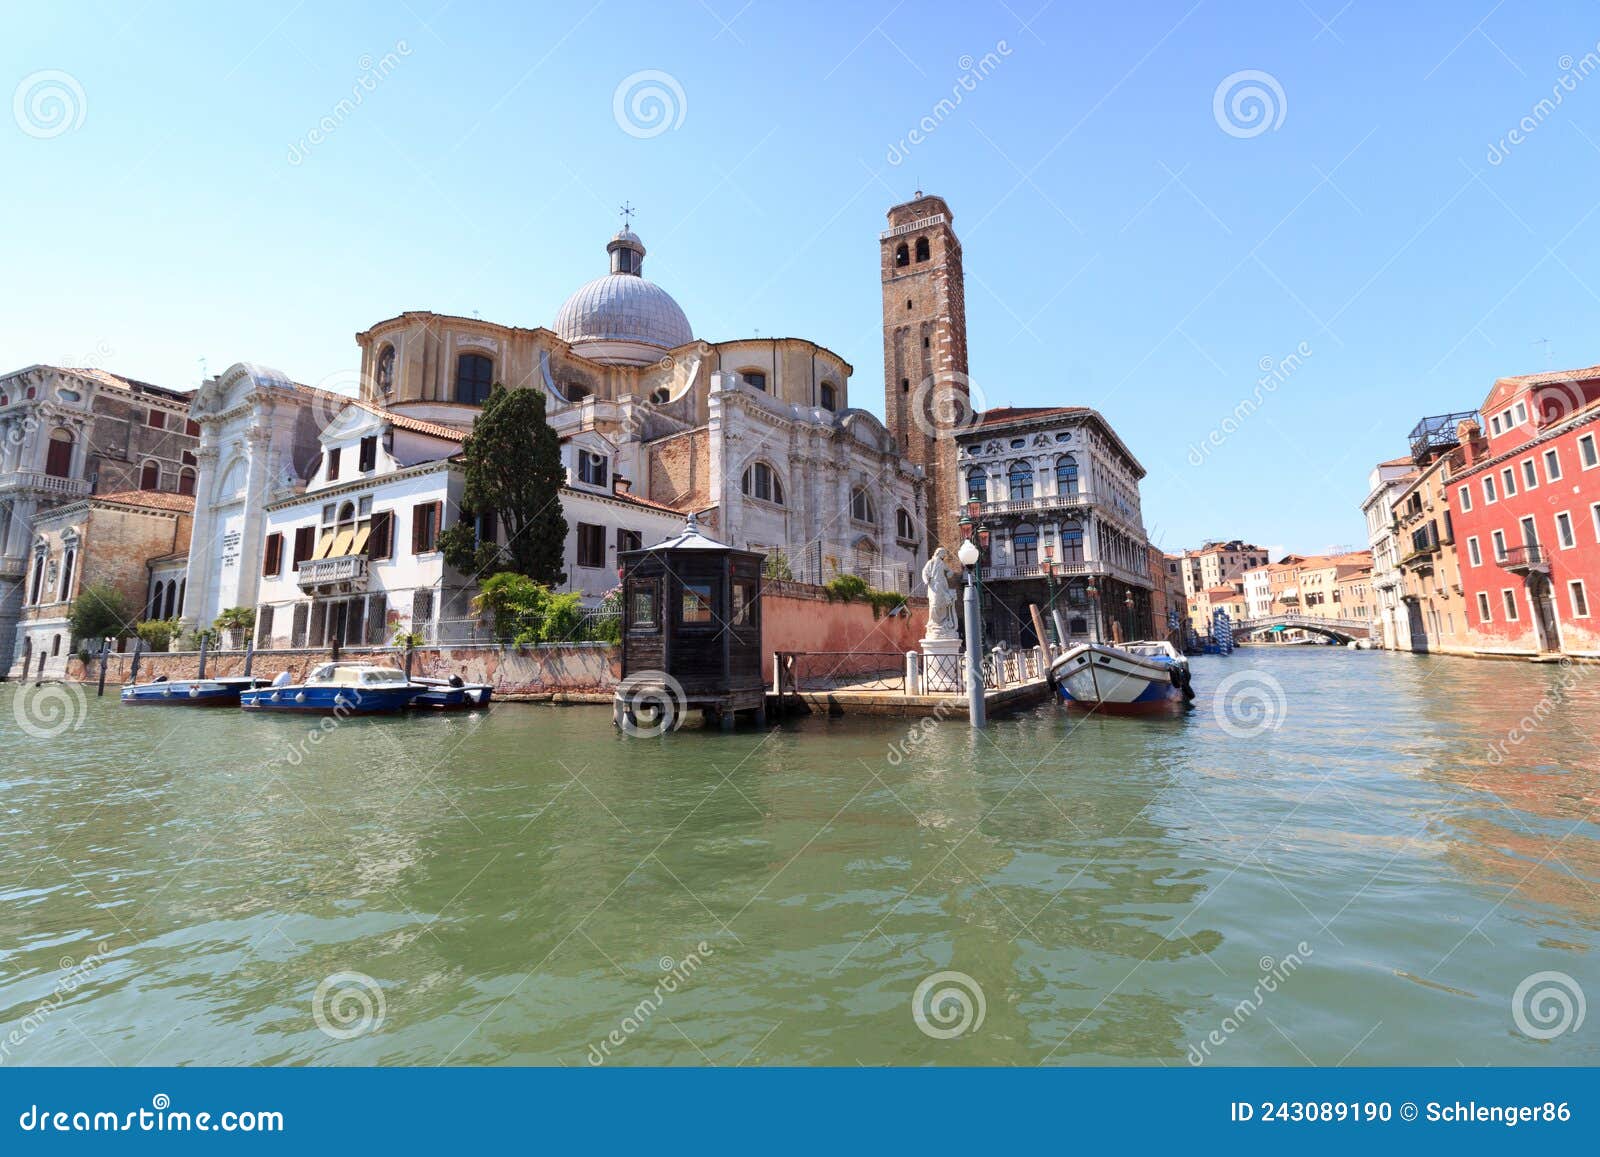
[{"left": 553, "top": 222, "right": 693, "bottom": 365}]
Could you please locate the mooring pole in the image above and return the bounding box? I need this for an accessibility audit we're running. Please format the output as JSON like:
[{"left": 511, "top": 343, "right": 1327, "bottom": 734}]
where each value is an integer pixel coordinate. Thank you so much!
[
  {"left": 197, "top": 633, "right": 208, "bottom": 679},
  {"left": 964, "top": 565, "right": 987, "bottom": 729},
  {"left": 129, "top": 638, "right": 142, "bottom": 685},
  {"left": 96, "top": 637, "right": 110, "bottom": 697},
  {"left": 404, "top": 641, "right": 414, "bottom": 681},
  {"left": 243, "top": 635, "right": 255, "bottom": 677}
]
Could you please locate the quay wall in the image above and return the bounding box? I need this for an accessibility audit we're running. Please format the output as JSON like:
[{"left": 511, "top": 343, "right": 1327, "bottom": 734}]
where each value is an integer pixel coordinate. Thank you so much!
[{"left": 759, "top": 582, "right": 929, "bottom": 682}]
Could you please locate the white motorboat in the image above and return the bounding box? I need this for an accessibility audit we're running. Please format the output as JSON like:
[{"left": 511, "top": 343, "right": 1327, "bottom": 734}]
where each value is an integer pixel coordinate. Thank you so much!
[{"left": 1049, "top": 639, "right": 1193, "bottom": 713}]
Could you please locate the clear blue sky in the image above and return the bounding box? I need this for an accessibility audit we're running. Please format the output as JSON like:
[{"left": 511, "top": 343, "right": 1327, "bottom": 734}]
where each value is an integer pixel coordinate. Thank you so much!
[{"left": 5, "top": 1, "right": 1600, "bottom": 553}]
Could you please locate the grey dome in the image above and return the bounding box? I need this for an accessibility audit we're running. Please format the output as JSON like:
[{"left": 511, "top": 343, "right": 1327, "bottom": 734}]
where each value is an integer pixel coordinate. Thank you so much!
[{"left": 554, "top": 273, "right": 693, "bottom": 349}]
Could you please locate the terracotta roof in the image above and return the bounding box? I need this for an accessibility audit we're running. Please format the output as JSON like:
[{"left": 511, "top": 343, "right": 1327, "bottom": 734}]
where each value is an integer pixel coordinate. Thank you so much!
[
  {"left": 973, "top": 405, "right": 1088, "bottom": 428},
  {"left": 1493, "top": 363, "right": 1600, "bottom": 387},
  {"left": 585, "top": 485, "right": 685, "bottom": 515},
  {"left": 1378, "top": 455, "right": 1414, "bottom": 468},
  {"left": 92, "top": 489, "right": 195, "bottom": 513},
  {"left": 346, "top": 399, "right": 466, "bottom": 441}
]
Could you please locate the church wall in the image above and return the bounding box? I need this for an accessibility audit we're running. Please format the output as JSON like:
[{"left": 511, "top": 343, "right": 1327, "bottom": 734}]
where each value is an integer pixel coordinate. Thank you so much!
[{"left": 646, "top": 428, "right": 711, "bottom": 512}]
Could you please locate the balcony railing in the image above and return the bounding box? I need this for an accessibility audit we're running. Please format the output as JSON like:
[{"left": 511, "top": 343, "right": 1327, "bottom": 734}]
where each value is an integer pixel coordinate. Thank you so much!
[
  {"left": 295, "top": 554, "right": 369, "bottom": 589},
  {"left": 0, "top": 471, "right": 91, "bottom": 497},
  {"left": 974, "top": 490, "right": 1096, "bottom": 517},
  {"left": 979, "top": 558, "right": 1150, "bottom": 588},
  {"left": 1499, "top": 544, "right": 1548, "bottom": 573}
]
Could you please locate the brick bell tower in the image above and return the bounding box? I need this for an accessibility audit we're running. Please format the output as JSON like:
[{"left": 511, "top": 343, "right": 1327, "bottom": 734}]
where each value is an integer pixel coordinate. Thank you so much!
[{"left": 881, "top": 191, "right": 970, "bottom": 561}]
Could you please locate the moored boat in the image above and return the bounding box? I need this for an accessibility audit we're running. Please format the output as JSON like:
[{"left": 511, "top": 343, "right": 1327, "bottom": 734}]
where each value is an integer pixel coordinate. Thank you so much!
[
  {"left": 238, "top": 662, "right": 426, "bottom": 715},
  {"left": 120, "top": 675, "right": 273, "bottom": 706},
  {"left": 1049, "top": 640, "right": 1194, "bottom": 713},
  {"left": 410, "top": 675, "right": 494, "bottom": 711}
]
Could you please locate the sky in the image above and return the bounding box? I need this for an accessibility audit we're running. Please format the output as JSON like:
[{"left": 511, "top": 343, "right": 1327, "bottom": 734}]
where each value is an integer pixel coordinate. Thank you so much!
[{"left": 5, "top": 0, "right": 1600, "bottom": 554}]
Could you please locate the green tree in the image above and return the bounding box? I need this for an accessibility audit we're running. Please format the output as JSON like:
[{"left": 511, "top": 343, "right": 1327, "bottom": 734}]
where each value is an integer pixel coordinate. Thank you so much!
[
  {"left": 441, "top": 383, "right": 568, "bottom": 583},
  {"left": 69, "top": 582, "right": 133, "bottom": 647}
]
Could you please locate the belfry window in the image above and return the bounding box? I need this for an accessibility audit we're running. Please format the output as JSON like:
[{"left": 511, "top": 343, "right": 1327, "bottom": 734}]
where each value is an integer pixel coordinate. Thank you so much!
[
  {"left": 894, "top": 243, "right": 909, "bottom": 267},
  {"left": 819, "top": 382, "right": 837, "bottom": 411},
  {"left": 915, "top": 237, "right": 930, "bottom": 262}
]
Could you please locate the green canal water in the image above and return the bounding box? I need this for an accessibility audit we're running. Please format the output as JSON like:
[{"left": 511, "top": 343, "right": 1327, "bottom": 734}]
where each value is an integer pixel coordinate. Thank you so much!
[{"left": 1, "top": 650, "right": 1595, "bottom": 1066}]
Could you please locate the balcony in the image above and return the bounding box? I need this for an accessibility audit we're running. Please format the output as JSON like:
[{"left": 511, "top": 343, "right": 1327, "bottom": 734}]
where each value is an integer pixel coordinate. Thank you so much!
[
  {"left": 979, "top": 558, "right": 1150, "bottom": 588},
  {"left": 1499, "top": 544, "right": 1549, "bottom": 574},
  {"left": 974, "top": 489, "right": 1097, "bottom": 518},
  {"left": 0, "top": 471, "right": 92, "bottom": 498},
  {"left": 295, "top": 554, "right": 369, "bottom": 591}
]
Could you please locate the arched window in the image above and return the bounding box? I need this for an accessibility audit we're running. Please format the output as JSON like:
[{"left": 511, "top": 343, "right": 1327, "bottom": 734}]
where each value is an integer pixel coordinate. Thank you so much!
[
  {"left": 162, "top": 580, "right": 177, "bottom": 620},
  {"left": 29, "top": 552, "right": 46, "bottom": 604},
  {"left": 915, "top": 236, "right": 930, "bottom": 262},
  {"left": 45, "top": 428, "right": 73, "bottom": 478},
  {"left": 58, "top": 549, "right": 75, "bottom": 601},
  {"left": 894, "top": 243, "right": 909, "bottom": 267},
  {"left": 140, "top": 460, "right": 161, "bottom": 490},
  {"left": 178, "top": 466, "right": 196, "bottom": 496},
  {"left": 1060, "top": 522, "right": 1084, "bottom": 563},
  {"left": 967, "top": 468, "right": 987, "bottom": 504},
  {"left": 1013, "top": 523, "right": 1038, "bottom": 567},
  {"left": 650, "top": 386, "right": 671, "bottom": 405},
  {"left": 850, "top": 486, "right": 875, "bottom": 525},
  {"left": 454, "top": 353, "right": 494, "bottom": 405},
  {"left": 1008, "top": 460, "right": 1034, "bottom": 502},
  {"left": 740, "top": 369, "right": 767, "bottom": 392},
  {"left": 177, "top": 579, "right": 185, "bottom": 617},
  {"left": 896, "top": 508, "right": 916, "bottom": 541},
  {"left": 1055, "top": 454, "right": 1079, "bottom": 497},
  {"left": 741, "top": 462, "right": 784, "bottom": 505},
  {"left": 375, "top": 345, "right": 396, "bottom": 395},
  {"left": 819, "top": 382, "right": 837, "bottom": 411}
]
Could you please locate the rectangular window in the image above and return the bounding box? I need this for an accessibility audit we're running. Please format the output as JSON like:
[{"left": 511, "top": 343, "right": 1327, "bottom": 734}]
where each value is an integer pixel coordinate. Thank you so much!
[
  {"left": 326, "top": 447, "right": 341, "bottom": 481},
  {"left": 292, "top": 525, "right": 316, "bottom": 568},
  {"left": 1467, "top": 536, "right": 1482, "bottom": 566},
  {"left": 1476, "top": 591, "right": 1492, "bottom": 623},
  {"left": 743, "top": 371, "right": 767, "bottom": 392},
  {"left": 1503, "top": 589, "right": 1520, "bottom": 620},
  {"left": 617, "top": 528, "right": 641, "bottom": 554},
  {"left": 1593, "top": 502, "right": 1600, "bottom": 542},
  {"left": 1521, "top": 459, "right": 1538, "bottom": 489},
  {"left": 1581, "top": 433, "right": 1598, "bottom": 469},
  {"left": 147, "top": 408, "right": 165, "bottom": 429},
  {"left": 629, "top": 582, "right": 657, "bottom": 629},
  {"left": 1492, "top": 530, "right": 1507, "bottom": 561},
  {"left": 359, "top": 435, "right": 378, "bottom": 472},
  {"left": 1491, "top": 415, "right": 1502, "bottom": 434},
  {"left": 576, "top": 522, "right": 606, "bottom": 568},
  {"left": 256, "top": 605, "right": 275, "bottom": 647},
  {"left": 368, "top": 510, "right": 394, "bottom": 560},
  {"left": 410, "top": 589, "right": 434, "bottom": 629},
  {"left": 680, "top": 582, "right": 713, "bottom": 623},
  {"left": 1544, "top": 448, "right": 1562, "bottom": 482},
  {"left": 291, "top": 603, "right": 309, "bottom": 647},
  {"left": 1556, "top": 511, "right": 1575, "bottom": 548},
  {"left": 1484, "top": 476, "right": 1497, "bottom": 503},
  {"left": 1514, "top": 400, "right": 1527, "bottom": 424},
  {"left": 1519, "top": 516, "right": 1538, "bottom": 547},
  {"left": 185, "top": 418, "right": 201, "bottom": 438},
  {"left": 262, "top": 533, "right": 283, "bottom": 577},
  {"left": 411, "top": 501, "right": 442, "bottom": 553},
  {"left": 1457, "top": 485, "right": 1472, "bottom": 512},
  {"left": 1500, "top": 467, "right": 1516, "bottom": 497},
  {"left": 578, "top": 450, "right": 608, "bottom": 487},
  {"left": 1571, "top": 581, "right": 1590, "bottom": 618},
  {"left": 732, "top": 580, "right": 757, "bottom": 626}
]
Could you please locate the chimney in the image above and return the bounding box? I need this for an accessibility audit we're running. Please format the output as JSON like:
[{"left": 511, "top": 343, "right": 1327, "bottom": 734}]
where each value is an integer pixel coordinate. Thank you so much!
[
  {"left": 613, "top": 476, "right": 632, "bottom": 497},
  {"left": 1455, "top": 417, "right": 1486, "bottom": 467}
]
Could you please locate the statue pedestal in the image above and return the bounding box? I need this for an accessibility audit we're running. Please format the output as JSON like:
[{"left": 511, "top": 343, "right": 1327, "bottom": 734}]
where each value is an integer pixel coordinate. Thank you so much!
[{"left": 920, "top": 637, "right": 963, "bottom": 694}]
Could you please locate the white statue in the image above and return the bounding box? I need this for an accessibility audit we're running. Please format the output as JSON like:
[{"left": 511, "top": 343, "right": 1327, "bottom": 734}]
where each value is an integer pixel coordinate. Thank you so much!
[{"left": 922, "top": 547, "right": 960, "bottom": 641}]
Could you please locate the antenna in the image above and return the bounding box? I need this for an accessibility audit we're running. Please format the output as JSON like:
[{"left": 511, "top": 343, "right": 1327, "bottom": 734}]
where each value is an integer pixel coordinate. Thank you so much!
[{"left": 1533, "top": 336, "right": 1551, "bottom": 365}]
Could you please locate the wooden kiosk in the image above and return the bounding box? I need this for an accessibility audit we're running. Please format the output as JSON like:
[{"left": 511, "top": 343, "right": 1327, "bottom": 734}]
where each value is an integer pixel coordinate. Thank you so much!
[{"left": 614, "top": 512, "right": 767, "bottom": 732}]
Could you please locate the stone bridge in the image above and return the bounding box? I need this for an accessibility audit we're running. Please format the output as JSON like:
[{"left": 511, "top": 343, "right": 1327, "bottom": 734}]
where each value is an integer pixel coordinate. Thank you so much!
[{"left": 1235, "top": 614, "right": 1372, "bottom": 642}]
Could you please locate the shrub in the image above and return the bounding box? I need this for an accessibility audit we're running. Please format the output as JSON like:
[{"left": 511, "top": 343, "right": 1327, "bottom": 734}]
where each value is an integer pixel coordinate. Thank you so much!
[
  {"left": 135, "top": 619, "right": 181, "bottom": 652},
  {"left": 391, "top": 630, "right": 425, "bottom": 649},
  {"left": 69, "top": 582, "right": 133, "bottom": 647},
  {"left": 763, "top": 549, "right": 793, "bottom": 581},
  {"left": 824, "top": 574, "right": 869, "bottom": 603}
]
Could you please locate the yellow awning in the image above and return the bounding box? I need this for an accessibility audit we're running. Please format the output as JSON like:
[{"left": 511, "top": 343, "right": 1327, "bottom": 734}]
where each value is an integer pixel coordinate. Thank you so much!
[
  {"left": 351, "top": 524, "right": 372, "bottom": 556},
  {"left": 313, "top": 529, "right": 337, "bottom": 560},
  {"left": 328, "top": 527, "right": 356, "bottom": 558}
]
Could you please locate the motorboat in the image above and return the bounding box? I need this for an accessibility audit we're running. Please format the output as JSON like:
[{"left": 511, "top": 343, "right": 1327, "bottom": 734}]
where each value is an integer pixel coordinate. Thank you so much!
[
  {"left": 410, "top": 674, "right": 495, "bottom": 711},
  {"left": 120, "top": 674, "right": 272, "bottom": 706},
  {"left": 238, "top": 663, "right": 427, "bottom": 715},
  {"left": 1049, "top": 639, "right": 1194, "bottom": 713}
]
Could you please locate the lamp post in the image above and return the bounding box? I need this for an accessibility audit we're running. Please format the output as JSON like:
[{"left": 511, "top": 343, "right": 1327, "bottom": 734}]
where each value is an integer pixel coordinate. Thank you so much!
[
  {"left": 957, "top": 537, "right": 985, "bottom": 728},
  {"left": 1086, "top": 579, "right": 1101, "bottom": 644},
  {"left": 1125, "top": 590, "right": 1136, "bottom": 643}
]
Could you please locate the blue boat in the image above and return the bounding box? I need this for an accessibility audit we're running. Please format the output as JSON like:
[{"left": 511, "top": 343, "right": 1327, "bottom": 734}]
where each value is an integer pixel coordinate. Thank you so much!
[
  {"left": 121, "top": 675, "right": 272, "bottom": 707},
  {"left": 410, "top": 675, "right": 494, "bottom": 711},
  {"left": 238, "top": 663, "right": 426, "bottom": 715}
]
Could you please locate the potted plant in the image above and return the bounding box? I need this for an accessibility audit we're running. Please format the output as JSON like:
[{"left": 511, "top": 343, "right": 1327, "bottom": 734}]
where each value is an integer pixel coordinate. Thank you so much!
[{"left": 213, "top": 606, "right": 256, "bottom": 650}]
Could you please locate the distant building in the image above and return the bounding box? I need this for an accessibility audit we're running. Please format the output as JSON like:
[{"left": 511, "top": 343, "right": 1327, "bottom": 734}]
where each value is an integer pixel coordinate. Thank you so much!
[
  {"left": 954, "top": 405, "right": 1152, "bottom": 647},
  {"left": 1391, "top": 419, "right": 1475, "bottom": 654},
  {"left": 2, "top": 365, "right": 198, "bottom": 675},
  {"left": 1362, "top": 456, "right": 1419, "bottom": 649}
]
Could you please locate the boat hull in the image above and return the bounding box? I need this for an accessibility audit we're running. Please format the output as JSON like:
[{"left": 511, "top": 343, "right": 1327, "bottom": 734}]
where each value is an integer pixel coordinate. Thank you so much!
[
  {"left": 410, "top": 682, "right": 494, "bottom": 710},
  {"left": 238, "top": 684, "right": 421, "bottom": 715},
  {"left": 1050, "top": 644, "right": 1185, "bottom": 714},
  {"left": 120, "top": 678, "right": 269, "bottom": 706}
]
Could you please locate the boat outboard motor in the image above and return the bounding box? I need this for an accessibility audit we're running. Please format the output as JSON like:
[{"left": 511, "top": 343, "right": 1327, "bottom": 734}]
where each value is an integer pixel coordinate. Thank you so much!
[
  {"left": 152, "top": 674, "right": 169, "bottom": 683},
  {"left": 448, "top": 674, "right": 465, "bottom": 688},
  {"left": 271, "top": 671, "right": 293, "bottom": 688}
]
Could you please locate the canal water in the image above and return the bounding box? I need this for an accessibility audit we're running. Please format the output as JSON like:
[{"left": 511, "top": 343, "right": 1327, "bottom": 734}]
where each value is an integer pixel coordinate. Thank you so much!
[{"left": 1, "top": 649, "right": 1595, "bottom": 1067}]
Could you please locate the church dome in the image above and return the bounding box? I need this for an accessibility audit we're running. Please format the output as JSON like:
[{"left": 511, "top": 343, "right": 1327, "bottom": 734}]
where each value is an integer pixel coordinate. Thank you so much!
[{"left": 553, "top": 227, "right": 692, "bottom": 361}]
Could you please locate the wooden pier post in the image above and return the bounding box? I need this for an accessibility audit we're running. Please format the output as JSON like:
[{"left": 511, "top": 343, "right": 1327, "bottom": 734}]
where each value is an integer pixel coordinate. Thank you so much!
[
  {"left": 197, "top": 634, "right": 209, "bottom": 679},
  {"left": 96, "top": 637, "right": 110, "bottom": 697}
]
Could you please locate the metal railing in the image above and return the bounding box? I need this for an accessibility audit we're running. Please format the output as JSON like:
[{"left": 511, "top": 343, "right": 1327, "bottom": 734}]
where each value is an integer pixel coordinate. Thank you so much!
[
  {"left": 773, "top": 651, "right": 906, "bottom": 694},
  {"left": 1499, "top": 544, "right": 1547, "bottom": 571},
  {"left": 973, "top": 490, "right": 1095, "bottom": 517},
  {"left": 427, "top": 607, "right": 621, "bottom": 646}
]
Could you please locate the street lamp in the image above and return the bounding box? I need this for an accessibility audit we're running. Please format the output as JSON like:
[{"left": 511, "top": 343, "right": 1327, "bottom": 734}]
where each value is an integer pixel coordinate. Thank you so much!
[
  {"left": 956, "top": 537, "right": 985, "bottom": 728},
  {"left": 1086, "top": 579, "right": 1101, "bottom": 644}
]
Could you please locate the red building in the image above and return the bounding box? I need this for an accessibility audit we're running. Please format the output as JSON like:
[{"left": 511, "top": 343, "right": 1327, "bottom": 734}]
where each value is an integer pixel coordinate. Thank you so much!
[{"left": 1450, "top": 366, "right": 1600, "bottom": 657}]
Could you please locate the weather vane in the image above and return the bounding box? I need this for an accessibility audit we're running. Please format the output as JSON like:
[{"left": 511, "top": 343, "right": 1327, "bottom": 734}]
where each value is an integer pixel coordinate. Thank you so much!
[{"left": 619, "top": 200, "right": 636, "bottom": 229}]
